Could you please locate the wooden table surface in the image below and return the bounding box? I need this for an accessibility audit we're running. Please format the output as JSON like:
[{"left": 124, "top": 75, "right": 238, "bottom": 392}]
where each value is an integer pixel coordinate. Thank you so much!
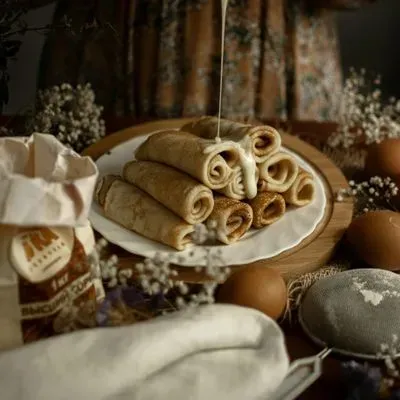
[{"left": 98, "top": 117, "right": 350, "bottom": 399}]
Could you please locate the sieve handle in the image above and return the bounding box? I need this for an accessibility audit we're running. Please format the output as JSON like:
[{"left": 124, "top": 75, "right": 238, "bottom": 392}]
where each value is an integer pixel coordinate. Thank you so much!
[{"left": 270, "top": 348, "right": 332, "bottom": 400}]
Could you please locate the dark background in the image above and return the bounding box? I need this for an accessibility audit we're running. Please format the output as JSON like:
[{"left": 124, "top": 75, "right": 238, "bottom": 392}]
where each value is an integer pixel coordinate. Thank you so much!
[
  {"left": 337, "top": 0, "right": 400, "bottom": 101},
  {"left": 4, "top": 0, "right": 400, "bottom": 114}
]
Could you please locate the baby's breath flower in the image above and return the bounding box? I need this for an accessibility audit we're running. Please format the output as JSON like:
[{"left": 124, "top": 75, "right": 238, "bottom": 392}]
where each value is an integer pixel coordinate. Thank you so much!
[
  {"left": 336, "top": 175, "right": 399, "bottom": 215},
  {"left": 192, "top": 223, "right": 210, "bottom": 244},
  {"left": 88, "top": 237, "right": 136, "bottom": 289},
  {"left": 376, "top": 335, "right": 400, "bottom": 386},
  {"left": 177, "top": 281, "right": 189, "bottom": 295},
  {"left": 27, "top": 83, "right": 106, "bottom": 152},
  {"left": 135, "top": 252, "right": 181, "bottom": 296},
  {"left": 118, "top": 269, "right": 133, "bottom": 286},
  {"left": 328, "top": 68, "right": 400, "bottom": 148},
  {"left": 176, "top": 296, "right": 186, "bottom": 309},
  {"left": 134, "top": 224, "right": 231, "bottom": 310}
]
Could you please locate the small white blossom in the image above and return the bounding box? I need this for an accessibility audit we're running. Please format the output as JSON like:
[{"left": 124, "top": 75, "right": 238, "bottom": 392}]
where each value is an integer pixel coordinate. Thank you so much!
[
  {"left": 108, "top": 277, "right": 118, "bottom": 288},
  {"left": 336, "top": 175, "right": 399, "bottom": 215},
  {"left": 136, "top": 252, "right": 189, "bottom": 297},
  {"left": 376, "top": 335, "right": 400, "bottom": 382},
  {"left": 89, "top": 238, "right": 137, "bottom": 289},
  {"left": 134, "top": 224, "right": 231, "bottom": 310},
  {"left": 150, "top": 282, "right": 161, "bottom": 294},
  {"left": 140, "top": 277, "right": 150, "bottom": 289},
  {"left": 328, "top": 68, "right": 400, "bottom": 148},
  {"left": 178, "top": 282, "right": 189, "bottom": 295},
  {"left": 176, "top": 297, "right": 186, "bottom": 309}
]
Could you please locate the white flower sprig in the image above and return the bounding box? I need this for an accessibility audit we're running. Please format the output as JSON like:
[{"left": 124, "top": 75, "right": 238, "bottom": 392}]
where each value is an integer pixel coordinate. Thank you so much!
[
  {"left": 89, "top": 238, "right": 133, "bottom": 288},
  {"left": 28, "top": 83, "right": 105, "bottom": 152},
  {"left": 90, "top": 224, "right": 231, "bottom": 319},
  {"left": 336, "top": 176, "right": 399, "bottom": 214},
  {"left": 377, "top": 335, "right": 400, "bottom": 389},
  {"left": 176, "top": 222, "right": 230, "bottom": 310},
  {"left": 328, "top": 68, "right": 400, "bottom": 149},
  {"left": 191, "top": 222, "right": 231, "bottom": 281},
  {"left": 135, "top": 253, "right": 180, "bottom": 296},
  {"left": 135, "top": 223, "right": 230, "bottom": 310}
]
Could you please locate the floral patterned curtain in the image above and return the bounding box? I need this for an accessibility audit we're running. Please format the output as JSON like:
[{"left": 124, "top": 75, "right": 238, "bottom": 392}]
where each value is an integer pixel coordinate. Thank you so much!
[{"left": 38, "top": 0, "right": 363, "bottom": 121}]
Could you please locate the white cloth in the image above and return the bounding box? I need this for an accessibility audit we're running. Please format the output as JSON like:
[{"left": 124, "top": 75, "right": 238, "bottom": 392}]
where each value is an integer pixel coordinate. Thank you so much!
[{"left": 0, "top": 304, "right": 289, "bottom": 400}]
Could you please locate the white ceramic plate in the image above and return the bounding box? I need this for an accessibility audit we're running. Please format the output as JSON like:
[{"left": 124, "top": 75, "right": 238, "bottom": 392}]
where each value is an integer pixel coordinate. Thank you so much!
[{"left": 89, "top": 133, "right": 327, "bottom": 267}]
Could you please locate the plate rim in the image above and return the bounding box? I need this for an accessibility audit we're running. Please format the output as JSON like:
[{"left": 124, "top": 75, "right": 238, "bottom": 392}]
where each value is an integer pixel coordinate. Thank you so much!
[{"left": 91, "top": 134, "right": 327, "bottom": 267}]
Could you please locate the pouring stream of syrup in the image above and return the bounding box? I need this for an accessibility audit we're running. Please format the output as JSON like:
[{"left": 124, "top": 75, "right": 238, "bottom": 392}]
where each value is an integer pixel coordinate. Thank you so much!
[{"left": 216, "top": 0, "right": 229, "bottom": 143}]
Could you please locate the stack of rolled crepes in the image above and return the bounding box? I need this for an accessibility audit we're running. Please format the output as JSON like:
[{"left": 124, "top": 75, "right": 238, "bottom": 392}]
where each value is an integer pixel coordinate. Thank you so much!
[{"left": 95, "top": 117, "right": 316, "bottom": 251}]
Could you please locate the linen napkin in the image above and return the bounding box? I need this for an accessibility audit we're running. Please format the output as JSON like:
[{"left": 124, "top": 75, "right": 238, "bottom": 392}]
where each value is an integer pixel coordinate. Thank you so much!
[{"left": 0, "top": 304, "right": 289, "bottom": 400}]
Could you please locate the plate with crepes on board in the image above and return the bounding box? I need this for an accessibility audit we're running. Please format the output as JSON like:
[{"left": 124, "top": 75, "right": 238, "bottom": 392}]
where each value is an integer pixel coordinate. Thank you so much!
[{"left": 89, "top": 117, "right": 327, "bottom": 268}]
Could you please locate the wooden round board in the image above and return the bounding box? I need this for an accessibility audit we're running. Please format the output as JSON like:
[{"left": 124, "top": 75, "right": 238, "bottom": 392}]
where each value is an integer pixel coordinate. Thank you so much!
[{"left": 83, "top": 118, "right": 353, "bottom": 282}]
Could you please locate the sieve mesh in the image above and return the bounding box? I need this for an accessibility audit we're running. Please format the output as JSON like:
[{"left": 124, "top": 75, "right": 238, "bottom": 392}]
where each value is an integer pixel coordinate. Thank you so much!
[{"left": 299, "top": 269, "right": 400, "bottom": 360}]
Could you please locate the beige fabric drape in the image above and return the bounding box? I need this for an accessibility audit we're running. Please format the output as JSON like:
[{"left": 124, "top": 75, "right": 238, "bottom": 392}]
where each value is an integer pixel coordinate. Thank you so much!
[{"left": 38, "top": 0, "right": 366, "bottom": 121}]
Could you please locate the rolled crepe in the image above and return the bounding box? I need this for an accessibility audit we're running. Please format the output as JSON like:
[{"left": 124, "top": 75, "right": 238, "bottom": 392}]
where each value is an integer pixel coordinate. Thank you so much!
[
  {"left": 95, "top": 174, "right": 119, "bottom": 207},
  {"left": 218, "top": 166, "right": 259, "bottom": 201},
  {"left": 181, "top": 116, "right": 281, "bottom": 163},
  {"left": 283, "top": 168, "right": 316, "bottom": 207},
  {"left": 206, "top": 196, "right": 253, "bottom": 245},
  {"left": 258, "top": 152, "right": 299, "bottom": 193},
  {"left": 95, "top": 176, "right": 194, "bottom": 251},
  {"left": 248, "top": 192, "right": 286, "bottom": 229},
  {"left": 135, "top": 130, "right": 239, "bottom": 190},
  {"left": 122, "top": 160, "right": 214, "bottom": 224}
]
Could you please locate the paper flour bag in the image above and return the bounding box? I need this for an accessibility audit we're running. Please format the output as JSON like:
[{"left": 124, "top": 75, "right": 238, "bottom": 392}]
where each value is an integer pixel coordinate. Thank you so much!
[{"left": 0, "top": 133, "right": 104, "bottom": 351}]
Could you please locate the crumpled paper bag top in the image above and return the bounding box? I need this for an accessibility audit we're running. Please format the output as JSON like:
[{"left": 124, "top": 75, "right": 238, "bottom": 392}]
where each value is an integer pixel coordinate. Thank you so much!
[{"left": 0, "top": 133, "right": 98, "bottom": 226}]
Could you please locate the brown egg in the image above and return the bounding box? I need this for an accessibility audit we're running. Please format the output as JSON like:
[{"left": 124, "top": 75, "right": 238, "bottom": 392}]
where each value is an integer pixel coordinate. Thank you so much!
[
  {"left": 216, "top": 266, "right": 287, "bottom": 320},
  {"left": 346, "top": 210, "right": 400, "bottom": 271},
  {"left": 365, "top": 139, "right": 400, "bottom": 179}
]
